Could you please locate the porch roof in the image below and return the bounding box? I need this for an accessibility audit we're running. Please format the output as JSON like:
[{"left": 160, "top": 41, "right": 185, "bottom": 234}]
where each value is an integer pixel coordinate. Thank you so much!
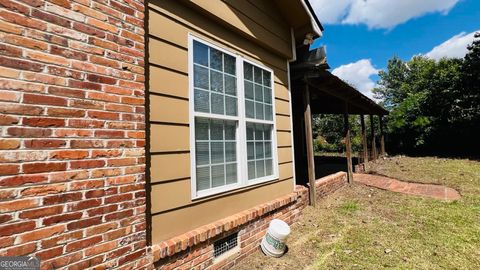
[{"left": 291, "top": 68, "right": 389, "bottom": 115}]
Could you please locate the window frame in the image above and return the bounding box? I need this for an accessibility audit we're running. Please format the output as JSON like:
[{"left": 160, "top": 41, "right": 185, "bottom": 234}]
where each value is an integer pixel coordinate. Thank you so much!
[{"left": 188, "top": 34, "right": 279, "bottom": 199}]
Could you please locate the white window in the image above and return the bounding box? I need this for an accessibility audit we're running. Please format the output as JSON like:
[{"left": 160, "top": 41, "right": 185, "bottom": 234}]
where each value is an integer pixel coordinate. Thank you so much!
[{"left": 189, "top": 35, "right": 278, "bottom": 198}]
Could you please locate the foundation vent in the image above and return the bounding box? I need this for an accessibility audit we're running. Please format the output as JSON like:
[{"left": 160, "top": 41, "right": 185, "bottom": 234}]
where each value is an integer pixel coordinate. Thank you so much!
[{"left": 213, "top": 232, "right": 238, "bottom": 257}]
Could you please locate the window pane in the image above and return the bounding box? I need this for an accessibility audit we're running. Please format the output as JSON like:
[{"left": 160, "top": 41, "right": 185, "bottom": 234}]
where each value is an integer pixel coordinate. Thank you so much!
[
  {"left": 255, "top": 142, "right": 264, "bottom": 159},
  {"left": 224, "top": 75, "right": 236, "bottom": 95},
  {"left": 265, "top": 159, "right": 273, "bottom": 175},
  {"left": 194, "top": 89, "right": 209, "bottom": 113},
  {"left": 265, "top": 142, "right": 272, "bottom": 158},
  {"left": 224, "top": 54, "right": 236, "bottom": 75},
  {"left": 211, "top": 165, "right": 225, "bottom": 187},
  {"left": 195, "top": 118, "right": 237, "bottom": 193},
  {"left": 255, "top": 124, "right": 263, "bottom": 140},
  {"left": 210, "top": 70, "right": 223, "bottom": 93},
  {"left": 194, "top": 65, "right": 209, "bottom": 89},
  {"left": 264, "top": 126, "right": 271, "bottom": 140},
  {"left": 265, "top": 105, "right": 273, "bottom": 121},
  {"left": 225, "top": 163, "right": 237, "bottom": 185},
  {"left": 210, "top": 48, "right": 222, "bottom": 71},
  {"left": 211, "top": 93, "right": 224, "bottom": 115},
  {"left": 254, "top": 66, "right": 262, "bottom": 84},
  {"left": 248, "top": 161, "right": 255, "bottom": 180},
  {"left": 244, "top": 62, "right": 253, "bottom": 81},
  {"left": 244, "top": 63, "right": 274, "bottom": 120},
  {"left": 225, "top": 96, "right": 237, "bottom": 116},
  {"left": 246, "top": 123, "right": 274, "bottom": 181},
  {"left": 196, "top": 142, "right": 209, "bottom": 166},
  {"left": 210, "top": 120, "right": 223, "bottom": 140},
  {"left": 225, "top": 142, "right": 236, "bottom": 162},
  {"left": 245, "top": 100, "right": 254, "bottom": 118},
  {"left": 264, "top": 87, "right": 272, "bottom": 104},
  {"left": 255, "top": 102, "right": 264, "bottom": 120},
  {"left": 211, "top": 142, "right": 224, "bottom": 164},
  {"left": 256, "top": 160, "right": 265, "bottom": 177},
  {"left": 195, "top": 118, "right": 209, "bottom": 140},
  {"left": 247, "top": 142, "right": 254, "bottom": 160},
  {"left": 263, "top": 70, "right": 271, "bottom": 87},
  {"left": 246, "top": 123, "right": 254, "bottom": 140},
  {"left": 196, "top": 166, "right": 210, "bottom": 191},
  {"left": 254, "top": 84, "right": 263, "bottom": 102},
  {"left": 244, "top": 81, "right": 254, "bottom": 99},
  {"left": 193, "top": 41, "right": 208, "bottom": 66},
  {"left": 225, "top": 122, "right": 236, "bottom": 140}
]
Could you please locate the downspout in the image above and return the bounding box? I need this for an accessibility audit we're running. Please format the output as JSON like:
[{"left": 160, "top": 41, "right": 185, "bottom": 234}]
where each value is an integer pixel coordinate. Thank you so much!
[{"left": 288, "top": 28, "right": 297, "bottom": 190}]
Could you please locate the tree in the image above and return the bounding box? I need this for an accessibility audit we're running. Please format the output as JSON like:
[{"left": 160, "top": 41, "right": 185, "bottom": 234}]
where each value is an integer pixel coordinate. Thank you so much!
[{"left": 372, "top": 32, "right": 480, "bottom": 156}]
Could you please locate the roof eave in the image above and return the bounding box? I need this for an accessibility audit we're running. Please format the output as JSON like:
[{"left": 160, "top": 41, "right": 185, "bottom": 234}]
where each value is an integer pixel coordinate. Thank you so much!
[{"left": 301, "top": 0, "right": 324, "bottom": 37}]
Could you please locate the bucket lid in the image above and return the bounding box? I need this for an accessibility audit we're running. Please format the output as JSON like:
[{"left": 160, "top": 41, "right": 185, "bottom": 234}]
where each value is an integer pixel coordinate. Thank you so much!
[{"left": 269, "top": 219, "right": 291, "bottom": 238}]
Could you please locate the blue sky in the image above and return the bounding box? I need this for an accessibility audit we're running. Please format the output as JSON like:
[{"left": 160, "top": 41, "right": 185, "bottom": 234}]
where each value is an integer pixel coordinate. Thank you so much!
[{"left": 309, "top": 0, "right": 480, "bottom": 98}]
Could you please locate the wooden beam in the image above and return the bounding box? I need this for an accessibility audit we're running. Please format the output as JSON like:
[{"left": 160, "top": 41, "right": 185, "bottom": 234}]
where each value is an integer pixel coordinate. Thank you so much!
[
  {"left": 379, "top": 115, "right": 386, "bottom": 157},
  {"left": 344, "top": 103, "right": 353, "bottom": 184},
  {"left": 370, "top": 115, "right": 377, "bottom": 160},
  {"left": 360, "top": 115, "right": 368, "bottom": 168},
  {"left": 303, "top": 82, "right": 316, "bottom": 206}
]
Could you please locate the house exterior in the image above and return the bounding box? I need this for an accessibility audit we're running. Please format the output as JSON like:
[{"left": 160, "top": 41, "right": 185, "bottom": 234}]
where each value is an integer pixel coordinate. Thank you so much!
[
  {"left": 0, "top": 0, "right": 352, "bottom": 269},
  {"left": 147, "top": 0, "right": 319, "bottom": 242}
]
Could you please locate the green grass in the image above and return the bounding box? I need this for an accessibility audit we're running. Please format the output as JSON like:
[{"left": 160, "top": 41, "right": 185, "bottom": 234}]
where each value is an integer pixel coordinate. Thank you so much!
[
  {"left": 233, "top": 156, "right": 480, "bottom": 270},
  {"left": 339, "top": 201, "right": 359, "bottom": 215}
]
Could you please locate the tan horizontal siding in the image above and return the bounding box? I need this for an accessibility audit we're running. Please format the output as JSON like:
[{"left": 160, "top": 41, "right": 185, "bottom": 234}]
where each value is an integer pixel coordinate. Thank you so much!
[
  {"left": 276, "top": 115, "right": 291, "bottom": 131},
  {"left": 151, "top": 179, "right": 191, "bottom": 213},
  {"left": 222, "top": 0, "right": 290, "bottom": 43},
  {"left": 149, "top": 38, "right": 187, "bottom": 73},
  {"left": 186, "top": 0, "right": 291, "bottom": 58},
  {"left": 150, "top": 124, "right": 189, "bottom": 153},
  {"left": 278, "top": 147, "right": 293, "bottom": 164},
  {"left": 274, "top": 83, "right": 290, "bottom": 101},
  {"left": 279, "top": 162, "right": 293, "bottom": 180},
  {"left": 150, "top": 95, "right": 189, "bottom": 124},
  {"left": 247, "top": 0, "right": 285, "bottom": 24},
  {"left": 277, "top": 131, "right": 292, "bottom": 147},
  {"left": 275, "top": 99, "right": 291, "bottom": 116},
  {"left": 149, "top": 66, "right": 188, "bottom": 98},
  {"left": 151, "top": 178, "right": 292, "bottom": 243},
  {"left": 148, "top": 1, "right": 289, "bottom": 75},
  {"left": 150, "top": 153, "right": 190, "bottom": 183}
]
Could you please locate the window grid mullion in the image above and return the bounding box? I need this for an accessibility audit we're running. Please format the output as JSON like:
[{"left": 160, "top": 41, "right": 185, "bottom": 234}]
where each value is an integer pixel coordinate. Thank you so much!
[{"left": 236, "top": 55, "right": 247, "bottom": 187}]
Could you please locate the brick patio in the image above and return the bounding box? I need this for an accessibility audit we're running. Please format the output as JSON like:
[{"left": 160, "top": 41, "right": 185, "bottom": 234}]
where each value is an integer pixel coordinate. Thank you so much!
[{"left": 353, "top": 173, "right": 461, "bottom": 201}]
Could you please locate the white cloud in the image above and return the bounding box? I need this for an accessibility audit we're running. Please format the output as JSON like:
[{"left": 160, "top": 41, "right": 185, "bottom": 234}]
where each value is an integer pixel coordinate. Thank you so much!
[
  {"left": 310, "top": 0, "right": 460, "bottom": 29},
  {"left": 425, "top": 31, "right": 479, "bottom": 60},
  {"left": 332, "top": 59, "right": 379, "bottom": 99}
]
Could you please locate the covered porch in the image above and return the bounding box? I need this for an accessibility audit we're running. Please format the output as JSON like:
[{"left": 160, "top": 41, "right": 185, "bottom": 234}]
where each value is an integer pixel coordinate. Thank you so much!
[{"left": 290, "top": 64, "right": 388, "bottom": 205}]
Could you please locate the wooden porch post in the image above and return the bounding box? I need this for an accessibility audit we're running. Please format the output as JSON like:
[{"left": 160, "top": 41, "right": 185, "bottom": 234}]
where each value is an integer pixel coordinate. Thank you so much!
[
  {"left": 360, "top": 115, "right": 368, "bottom": 168},
  {"left": 379, "top": 115, "right": 386, "bottom": 157},
  {"left": 370, "top": 115, "right": 377, "bottom": 160},
  {"left": 344, "top": 103, "right": 353, "bottom": 183},
  {"left": 303, "top": 81, "right": 316, "bottom": 206}
]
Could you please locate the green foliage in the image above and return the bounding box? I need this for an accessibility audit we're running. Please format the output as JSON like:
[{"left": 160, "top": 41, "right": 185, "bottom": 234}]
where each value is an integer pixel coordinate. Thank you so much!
[
  {"left": 313, "top": 114, "right": 364, "bottom": 154},
  {"left": 373, "top": 33, "right": 480, "bottom": 155}
]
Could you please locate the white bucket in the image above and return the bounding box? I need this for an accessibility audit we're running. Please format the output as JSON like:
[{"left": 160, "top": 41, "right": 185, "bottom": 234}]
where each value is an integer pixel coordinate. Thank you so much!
[{"left": 260, "top": 219, "right": 291, "bottom": 257}]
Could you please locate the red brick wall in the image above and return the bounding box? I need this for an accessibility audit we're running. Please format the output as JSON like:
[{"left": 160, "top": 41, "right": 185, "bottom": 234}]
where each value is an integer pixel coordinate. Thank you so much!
[{"left": 0, "top": 0, "right": 148, "bottom": 269}]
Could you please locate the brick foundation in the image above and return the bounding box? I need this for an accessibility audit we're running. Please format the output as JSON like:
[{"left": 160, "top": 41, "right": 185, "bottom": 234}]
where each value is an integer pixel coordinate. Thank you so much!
[
  {"left": 0, "top": 0, "right": 147, "bottom": 269},
  {"left": 152, "top": 172, "right": 347, "bottom": 270}
]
